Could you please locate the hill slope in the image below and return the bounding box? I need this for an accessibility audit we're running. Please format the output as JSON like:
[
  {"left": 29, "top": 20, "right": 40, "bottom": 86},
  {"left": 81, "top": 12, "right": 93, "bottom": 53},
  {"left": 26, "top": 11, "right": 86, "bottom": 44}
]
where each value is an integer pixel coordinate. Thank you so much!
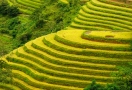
[
  {"left": 67, "top": 0, "right": 132, "bottom": 31},
  {"left": 7, "top": 0, "right": 42, "bottom": 15},
  {"left": 0, "top": 0, "right": 132, "bottom": 89},
  {"left": 0, "top": 30, "right": 132, "bottom": 89}
]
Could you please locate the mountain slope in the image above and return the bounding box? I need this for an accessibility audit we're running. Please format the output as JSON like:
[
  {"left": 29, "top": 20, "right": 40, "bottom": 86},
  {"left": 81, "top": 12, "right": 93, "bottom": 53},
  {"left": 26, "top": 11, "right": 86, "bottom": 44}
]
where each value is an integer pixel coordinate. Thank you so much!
[
  {"left": 0, "top": 30, "right": 132, "bottom": 89},
  {"left": 7, "top": 0, "right": 42, "bottom": 15},
  {"left": 0, "top": 0, "right": 132, "bottom": 89},
  {"left": 67, "top": 0, "right": 132, "bottom": 31}
]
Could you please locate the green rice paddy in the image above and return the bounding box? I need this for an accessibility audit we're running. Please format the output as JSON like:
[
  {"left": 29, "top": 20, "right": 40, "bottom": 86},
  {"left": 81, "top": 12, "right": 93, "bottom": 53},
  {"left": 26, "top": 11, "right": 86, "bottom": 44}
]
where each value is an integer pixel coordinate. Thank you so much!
[{"left": 0, "top": 0, "right": 132, "bottom": 89}]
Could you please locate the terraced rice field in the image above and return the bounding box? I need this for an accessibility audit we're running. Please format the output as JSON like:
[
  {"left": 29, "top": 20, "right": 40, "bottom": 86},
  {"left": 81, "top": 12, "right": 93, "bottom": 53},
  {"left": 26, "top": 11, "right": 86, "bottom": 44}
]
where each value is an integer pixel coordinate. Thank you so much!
[
  {"left": 0, "top": 30, "right": 132, "bottom": 89},
  {"left": 7, "top": 0, "right": 42, "bottom": 15},
  {"left": 67, "top": 0, "right": 132, "bottom": 31},
  {"left": 0, "top": 0, "right": 132, "bottom": 89}
]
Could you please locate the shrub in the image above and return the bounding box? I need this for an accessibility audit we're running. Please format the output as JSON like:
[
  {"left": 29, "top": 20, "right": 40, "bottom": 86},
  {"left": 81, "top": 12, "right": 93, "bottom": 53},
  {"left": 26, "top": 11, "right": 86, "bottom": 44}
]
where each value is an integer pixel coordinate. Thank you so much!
[
  {"left": 0, "top": 2, "right": 19, "bottom": 17},
  {"left": 112, "top": 63, "right": 132, "bottom": 90},
  {"left": 35, "top": 20, "right": 45, "bottom": 28},
  {"left": 84, "top": 62, "right": 132, "bottom": 90},
  {"left": 11, "top": 30, "right": 17, "bottom": 38},
  {"left": 84, "top": 80, "right": 103, "bottom": 90},
  {"left": 0, "top": 2, "right": 9, "bottom": 15},
  {"left": 19, "top": 33, "right": 32, "bottom": 44},
  {"left": 7, "top": 6, "right": 20, "bottom": 17},
  {"left": 84, "top": 80, "right": 120, "bottom": 90},
  {"left": 11, "top": 39, "right": 21, "bottom": 49},
  {"left": 105, "top": 84, "right": 120, "bottom": 90},
  {"left": 8, "top": 17, "right": 21, "bottom": 30},
  {"left": 0, "top": 28, "right": 9, "bottom": 34}
]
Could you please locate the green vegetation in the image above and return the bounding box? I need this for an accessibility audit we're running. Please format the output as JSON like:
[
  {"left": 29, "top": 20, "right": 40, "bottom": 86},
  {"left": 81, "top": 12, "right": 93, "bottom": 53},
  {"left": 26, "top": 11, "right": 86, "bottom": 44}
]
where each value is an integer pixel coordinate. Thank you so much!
[
  {"left": 0, "top": 59, "right": 12, "bottom": 84},
  {"left": 0, "top": 29, "right": 132, "bottom": 89},
  {"left": 0, "top": 0, "right": 132, "bottom": 89},
  {"left": 68, "top": 0, "right": 132, "bottom": 31},
  {"left": 84, "top": 63, "right": 132, "bottom": 90},
  {"left": 0, "top": 2, "right": 20, "bottom": 17},
  {"left": 0, "top": 34, "right": 13, "bottom": 57},
  {"left": 0, "top": 0, "right": 81, "bottom": 56},
  {"left": 84, "top": 80, "right": 120, "bottom": 90},
  {"left": 29, "top": 0, "right": 81, "bottom": 37},
  {"left": 7, "top": 0, "right": 41, "bottom": 14}
]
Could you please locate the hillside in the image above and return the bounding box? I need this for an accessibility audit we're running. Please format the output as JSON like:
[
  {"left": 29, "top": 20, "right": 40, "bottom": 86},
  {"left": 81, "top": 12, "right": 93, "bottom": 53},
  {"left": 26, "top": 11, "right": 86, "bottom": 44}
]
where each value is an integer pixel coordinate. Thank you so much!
[
  {"left": 0, "top": 0, "right": 81, "bottom": 56},
  {"left": 0, "top": 30, "right": 132, "bottom": 89},
  {"left": 7, "top": 0, "right": 42, "bottom": 15},
  {"left": 67, "top": 0, "right": 132, "bottom": 31},
  {"left": 0, "top": 0, "right": 132, "bottom": 89},
  {"left": 0, "top": 15, "right": 14, "bottom": 57}
]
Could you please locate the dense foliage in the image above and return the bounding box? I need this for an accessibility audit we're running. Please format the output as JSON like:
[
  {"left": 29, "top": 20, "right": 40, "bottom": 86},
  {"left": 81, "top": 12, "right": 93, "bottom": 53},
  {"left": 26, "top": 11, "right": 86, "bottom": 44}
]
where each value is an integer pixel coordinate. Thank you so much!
[
  {"left": 0, "top": 0, "right": 81, "bottom": 56},
  {"left": 84, "top": 63, "right": 132, "bottom": 90},
  {"left": 30, "top": 0, "right": 81, "bottom": 35},
  {"left": 0, "top": 2, "right": 20, "bottom": 17},
  {"left": 84, "top": 80, "right": 120, "bottom": 90}
]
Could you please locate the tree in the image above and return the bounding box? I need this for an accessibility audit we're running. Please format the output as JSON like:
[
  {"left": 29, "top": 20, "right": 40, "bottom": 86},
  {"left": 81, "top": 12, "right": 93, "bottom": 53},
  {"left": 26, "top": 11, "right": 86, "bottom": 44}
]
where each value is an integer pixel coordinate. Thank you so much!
[
  {"left": 7, "top": 6, "right": 20, "bottom": 17},
  {"left": 83, "top": 63, "right": 132, "bottom": 90},
  {"left": 8, "top": 17, "right": 21, "bottom": 30},
  {"left": 113, "top": 63, "right": 132, "bottom": 90},
  {"left": 35, "top": 20, "right": 45, "bottom": 28},
  {"left": 0, "top": 2, "right": 9, "bottom": 15},
  {"left": 84, "top": 63, "right": 132, "bottom": 90},
  {"left": 19, "top": 33, "right": 32, "bottom": 44},
  {"left": 105, "top": 84, "right": 120, "bottom": 90},
  {"left": 84, "top": 80, "right": 120, "bottom": 90},
  {"left": 84, "top": 80, "right": 103, "bottom": 90},
  {"left": 0, "top": 2, "right": 19, "bottom": 17}
]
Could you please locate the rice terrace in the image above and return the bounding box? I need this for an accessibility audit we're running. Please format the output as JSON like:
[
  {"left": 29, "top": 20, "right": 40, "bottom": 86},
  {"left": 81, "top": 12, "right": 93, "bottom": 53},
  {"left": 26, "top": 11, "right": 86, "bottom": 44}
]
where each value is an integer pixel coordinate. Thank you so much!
[{"left": 0, "top": 0, "right": 132, "bottom": 90}]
